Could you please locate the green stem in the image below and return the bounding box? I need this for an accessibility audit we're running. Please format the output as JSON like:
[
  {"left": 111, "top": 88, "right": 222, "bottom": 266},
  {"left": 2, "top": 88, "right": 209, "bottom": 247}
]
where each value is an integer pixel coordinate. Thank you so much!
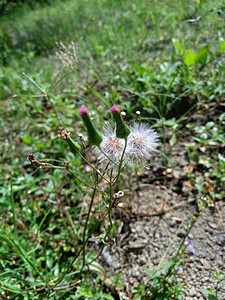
[
  {"left": 81, "top": 185, "right": 97, "bottom": 270},
  {"left": 108, "top": 169, "right": 114, "bottom": 228},
  {"left": 98, "top": 146, "right": 119, "bottom": 167},
  {"left": 78, "top": 153, "right": 109, "bottom": 183},
  {"left": 113, "top": 137, "right": 127, "bottom": 185},
  {"left": 66, "top": 167, "right": 107, "bottom": 195}
]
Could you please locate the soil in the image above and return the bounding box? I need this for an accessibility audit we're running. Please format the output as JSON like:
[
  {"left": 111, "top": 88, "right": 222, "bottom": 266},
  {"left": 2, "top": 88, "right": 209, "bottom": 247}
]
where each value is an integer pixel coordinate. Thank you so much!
[{"left": 97, "top": 105, "right": 225, "bottom": 299}]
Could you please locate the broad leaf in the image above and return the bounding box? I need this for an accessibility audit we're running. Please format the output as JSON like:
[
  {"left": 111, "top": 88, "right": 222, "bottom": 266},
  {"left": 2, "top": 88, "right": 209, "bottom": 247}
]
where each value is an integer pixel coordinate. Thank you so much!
[{"left": 184, "top": 49, "right": 196, "bottom": 66}]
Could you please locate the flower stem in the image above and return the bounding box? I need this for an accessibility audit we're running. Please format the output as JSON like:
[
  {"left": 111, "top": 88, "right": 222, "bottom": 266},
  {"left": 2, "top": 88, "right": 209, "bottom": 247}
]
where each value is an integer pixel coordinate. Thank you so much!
[
  {"left": 81, "top": 185, "right": 97, "bottom": 270},
  {"left": 78, "top": 153, "right": 109, "bottom": 183},
  {"left": 113, "top": 137, "right": 127, "bottom": 185},
  {"left": 98, "top": 145, "right": 119, "bottom": 167}
]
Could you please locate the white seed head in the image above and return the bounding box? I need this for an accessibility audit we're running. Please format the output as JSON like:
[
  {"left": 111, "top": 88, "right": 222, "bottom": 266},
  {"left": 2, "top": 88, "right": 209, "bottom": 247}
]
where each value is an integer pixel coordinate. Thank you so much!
[
  {"left": 93, "top": 125, "right": 130, "bottom": 167},
  {"left": 93, "top": 123, "right": 159, "bottom": 167},
  {"left": 128, "top": 123, "right": 159, "bottom": 161}
]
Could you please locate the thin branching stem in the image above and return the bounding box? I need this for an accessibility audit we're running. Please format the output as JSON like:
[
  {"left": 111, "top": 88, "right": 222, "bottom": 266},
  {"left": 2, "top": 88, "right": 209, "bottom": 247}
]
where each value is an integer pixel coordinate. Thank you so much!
[{"left": 78, "top": 153, "right": 109, "bottom": 183}]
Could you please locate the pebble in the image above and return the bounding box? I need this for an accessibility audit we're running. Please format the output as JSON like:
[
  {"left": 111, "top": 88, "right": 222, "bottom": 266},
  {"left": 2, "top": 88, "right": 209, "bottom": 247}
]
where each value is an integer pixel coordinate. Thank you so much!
[
  {"left": 188, "top": 233, "right": 194, "bottom": 239},
  {"left": 189, "top": 287, "right": 197, "bottom": 297},
  {"left": 155, "top": 233, "right": 160, "bottom": 239},
  {"left": 210, "top": 254, "right": 216, "bottom": 260},
  {"left": 177, "top": 229, "right": 186, "bottom": 238}
]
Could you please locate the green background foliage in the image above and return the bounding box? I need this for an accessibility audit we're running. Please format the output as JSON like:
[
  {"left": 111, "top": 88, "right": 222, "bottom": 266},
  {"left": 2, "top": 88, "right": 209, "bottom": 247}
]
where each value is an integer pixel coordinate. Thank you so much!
[{"left": 0, "top": 0, "right": 224, "bottom": 298}]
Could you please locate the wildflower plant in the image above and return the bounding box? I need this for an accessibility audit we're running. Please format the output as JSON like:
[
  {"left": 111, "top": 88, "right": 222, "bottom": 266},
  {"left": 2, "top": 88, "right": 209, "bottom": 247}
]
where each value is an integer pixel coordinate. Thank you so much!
[
  {"left": 24, "top": 103, "right": 158, "bottom": 294},
  {"left": 55, "top": 105, "right": 158, "bottom": 285}
]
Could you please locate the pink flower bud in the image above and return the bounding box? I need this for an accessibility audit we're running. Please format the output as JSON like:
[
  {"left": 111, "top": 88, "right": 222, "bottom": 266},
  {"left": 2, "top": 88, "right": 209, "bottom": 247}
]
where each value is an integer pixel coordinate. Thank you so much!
[
  {"left": 79, "top": 107, "right": 88, "bottom": 115},
  {"left": 110, "top": 105, "right": 120, "bottom": 114}
]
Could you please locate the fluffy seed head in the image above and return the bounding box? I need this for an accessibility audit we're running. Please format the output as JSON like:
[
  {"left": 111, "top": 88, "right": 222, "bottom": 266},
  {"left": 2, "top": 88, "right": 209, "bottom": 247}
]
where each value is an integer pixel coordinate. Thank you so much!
[
  {"left": 94, "top": 125, "right": 130, "bottom": 166},
  {"left": 128, "top": 123, "right": 159, "bottom": 160}
]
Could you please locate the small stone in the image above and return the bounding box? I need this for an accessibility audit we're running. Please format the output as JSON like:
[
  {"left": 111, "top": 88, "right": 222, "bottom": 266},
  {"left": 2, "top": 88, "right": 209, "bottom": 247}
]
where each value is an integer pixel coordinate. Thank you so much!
[
  {"left": 155, "top": 233, "right": 160, "bottom": 239},
  {"left": 169, "top": 220, "right": 177, "bottom": 227},
  {"left": 188, "top": 233, "right": 194, "bottom": 239},
  {"left": 210, "top": 254, "right": 216, "bottom": 260},
  {"left": 177, "top": 230, "right": 186, "bottom": 238},
  {"left": 189, "top": 287, "right": 197, "bottom": 297},
  {"left": 150, "top": 252, "right": 157, "bottom": 259}
]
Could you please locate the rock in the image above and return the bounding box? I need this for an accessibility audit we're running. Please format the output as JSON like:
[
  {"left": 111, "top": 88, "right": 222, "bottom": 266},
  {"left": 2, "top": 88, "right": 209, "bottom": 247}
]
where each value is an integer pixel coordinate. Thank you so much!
[
  {"left": 177, "top": 229, "right": 186, "bottom": 238},
  {"left": 155, "top": 232, "right": 160, "bottom": 239},
  {"left": 188, "top": 233, "right": 194, "bottom": 239},
  {"left": 189, "top": 287, "right": 197, "bottom": 297},
  {"left": 210, "top": 254, "right": 216, "bottom": 260}
]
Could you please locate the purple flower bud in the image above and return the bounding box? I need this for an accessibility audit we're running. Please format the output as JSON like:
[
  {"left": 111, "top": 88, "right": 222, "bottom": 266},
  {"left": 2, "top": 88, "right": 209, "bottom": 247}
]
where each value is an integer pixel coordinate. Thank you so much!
[
  {"left": 110, "top": 105, "right": 120, "bottom": 114},
  {"left": 176, "top": 267, "right": 183, "bottom": 274},
  {"left": 187, "top": 240, "right": 195, "bottom": 255},
  {"left": 79, "top": 107, "right": 88, "bottom": 115},
  {"left": 188, "top": 248, "right": 195, "bottom": 255}
]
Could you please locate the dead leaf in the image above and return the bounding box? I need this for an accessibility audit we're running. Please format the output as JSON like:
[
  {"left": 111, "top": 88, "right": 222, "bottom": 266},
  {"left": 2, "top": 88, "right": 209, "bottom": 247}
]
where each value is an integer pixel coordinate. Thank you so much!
[
  {"left": 187, "top": 179, "right": 194, "bottom": 187},
  {"left": 208, "top": 222, "right": 217, "bottom": 229},
  {"left": 171, "top": 216, "right": 182, "bottom": 222},
  {"left": 155, "top": 202, "right": 165, "bottom": 214},
  {"left": 200, "top": 258, "right": 211, "bottom": 269},
  {"left": 205, "top": 181, "right": 215, "bottom": 192},
  {"left": 183, "top": 164, "right": 195, "bottom": 174}
]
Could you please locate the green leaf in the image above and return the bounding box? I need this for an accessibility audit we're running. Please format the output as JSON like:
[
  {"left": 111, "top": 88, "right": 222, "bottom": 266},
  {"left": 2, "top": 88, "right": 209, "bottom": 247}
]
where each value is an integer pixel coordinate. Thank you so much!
[
  {"left": 85, "top": 85, "right": 111, "bottom": 106},
  {"left": 196, "top": 46, "right": 208, "bottom": 65},
  {"left": 172, "top": 39, "right": 184, "bottom": 55},
  {"left": 76, "top": 285, "right": 94, "bottom": 298},
  {"left": 184, "top": 49, "right": 196, "bottom": 66},
  {"left": 163, "top": 260, "right": 175, "bottom": 272},
  {"left": 0, "top": 281, "right": 22, "bottom": 293},
  {"left": 219, "top": 39, "right": 225, "bottom": 52},
  {"left": 21, "top": 133, "right": 33, "bottom": 145},
  {"left": 85, "top": 260, "right": 106, "bottom": 279},
  {"left": 145, "top": 269, "right": 160, "bottom": 279},
  {"left": 99, "top": 293, "right": 115, "bottom": 300}
]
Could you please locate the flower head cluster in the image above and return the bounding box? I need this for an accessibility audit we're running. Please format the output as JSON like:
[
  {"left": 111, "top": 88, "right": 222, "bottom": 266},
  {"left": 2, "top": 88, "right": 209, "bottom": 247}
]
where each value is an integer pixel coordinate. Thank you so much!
[
  {"left": 94, "top": 122, "right": 158, "bottom": 167},
  {"left": 94, "top": 125, "right": 129, "bottom": 166},
  {"left": 75, "top": 105, "right": 159, "bottom": 167}
]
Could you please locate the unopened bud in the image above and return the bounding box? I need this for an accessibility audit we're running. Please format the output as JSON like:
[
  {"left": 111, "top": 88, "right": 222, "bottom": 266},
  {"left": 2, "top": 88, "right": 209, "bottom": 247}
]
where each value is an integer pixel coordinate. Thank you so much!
[
  {"left": 61, "top": 130, "right": 81, "bottom": 156},
  {"left": 110, "top": 105, "right": 130, "bottom": 139},
  {"left": 79, "top": 107, "right": 103, "bottom": 146}
]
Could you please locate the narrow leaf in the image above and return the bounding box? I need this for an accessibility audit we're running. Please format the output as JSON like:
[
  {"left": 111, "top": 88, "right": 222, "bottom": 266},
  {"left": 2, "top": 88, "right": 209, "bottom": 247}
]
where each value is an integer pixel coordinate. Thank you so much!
[
  {"left": 172, "top": 39, "right": 184, "bottom": 55},
  {"left": 85, "top": 85, "right": 111, "bottom": 106}
]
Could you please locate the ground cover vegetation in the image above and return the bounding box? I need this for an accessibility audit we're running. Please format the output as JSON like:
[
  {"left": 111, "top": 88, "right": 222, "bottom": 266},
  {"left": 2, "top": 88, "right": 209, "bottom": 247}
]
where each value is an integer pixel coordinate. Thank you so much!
[{"left": 0, "top": 0, "right": 225, "bottom": 298}]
